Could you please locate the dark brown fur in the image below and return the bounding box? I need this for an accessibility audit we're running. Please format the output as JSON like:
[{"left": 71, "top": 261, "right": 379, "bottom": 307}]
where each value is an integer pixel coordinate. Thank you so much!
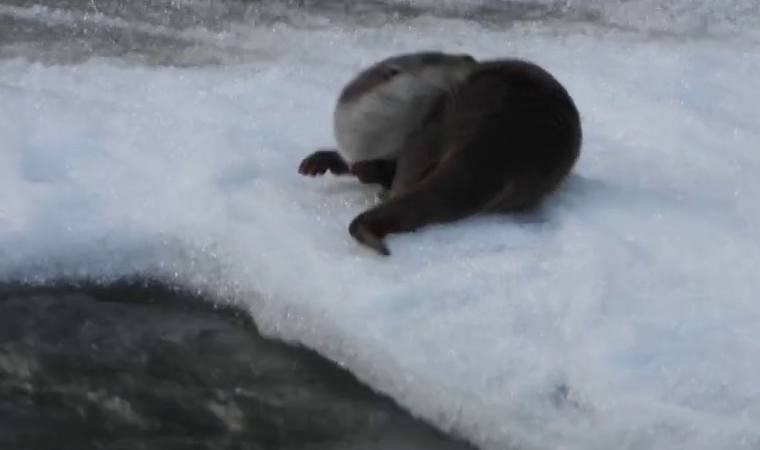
[
  {"left": 349, "top": 59, "right": 582, "bottom": 255},
  {"left": 301, "top": 56, "right": 582, "bottom": 256}
]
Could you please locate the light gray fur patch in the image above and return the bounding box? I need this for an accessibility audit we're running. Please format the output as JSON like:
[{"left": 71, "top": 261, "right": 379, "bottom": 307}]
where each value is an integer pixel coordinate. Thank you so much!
[{"left": 333, "top": 62, "right": 475, "bottom": 164}]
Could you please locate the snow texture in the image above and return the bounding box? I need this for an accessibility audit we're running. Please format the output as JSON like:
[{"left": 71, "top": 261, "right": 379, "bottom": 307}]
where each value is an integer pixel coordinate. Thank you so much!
[{"left": 1, "top": 2, "right": 759, "bottom": 449}]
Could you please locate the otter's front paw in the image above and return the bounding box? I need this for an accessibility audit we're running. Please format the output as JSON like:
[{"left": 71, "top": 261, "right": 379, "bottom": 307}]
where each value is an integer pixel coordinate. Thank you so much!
[
  {"left": 298, "top": 150, "right": 349, "bottom": 176},
  {"left": 348, "top": 212, "right": 391, "bottom": 256}
]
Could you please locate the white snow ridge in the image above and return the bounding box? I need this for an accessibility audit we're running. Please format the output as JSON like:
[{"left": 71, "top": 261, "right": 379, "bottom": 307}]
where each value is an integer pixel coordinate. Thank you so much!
[{"left": 1, "top": 1, "right": 759, "bottom": 449}]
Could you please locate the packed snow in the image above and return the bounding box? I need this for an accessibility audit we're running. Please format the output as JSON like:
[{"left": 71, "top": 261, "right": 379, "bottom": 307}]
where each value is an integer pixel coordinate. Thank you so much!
[{"left": 1, "top": 2, "right": 759, "bottom": 449}]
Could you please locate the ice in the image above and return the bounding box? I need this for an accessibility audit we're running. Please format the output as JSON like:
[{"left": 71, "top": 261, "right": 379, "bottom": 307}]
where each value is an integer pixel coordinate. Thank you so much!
[{"left": 1, "top": 3, "right": 760, "bottom": 450}]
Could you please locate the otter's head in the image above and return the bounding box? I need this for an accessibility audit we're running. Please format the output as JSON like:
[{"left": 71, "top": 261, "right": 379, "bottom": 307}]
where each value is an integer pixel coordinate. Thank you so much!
[
  {"left": 334, "top": 51, "right": 478, "bottom": 163},
  {"left": 337, "top": 51, "right": 477, "bottom": 105}
]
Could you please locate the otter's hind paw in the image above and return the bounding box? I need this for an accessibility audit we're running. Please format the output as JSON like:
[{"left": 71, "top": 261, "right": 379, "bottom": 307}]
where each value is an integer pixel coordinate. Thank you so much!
[{"left": 349, "top": 213, "right": 391, "bottom": 256}]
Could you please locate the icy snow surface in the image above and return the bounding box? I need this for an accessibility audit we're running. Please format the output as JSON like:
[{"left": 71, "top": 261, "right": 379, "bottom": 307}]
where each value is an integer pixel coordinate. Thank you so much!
[{"left": 1, "top": 2, "right": 759, "bottom": 449}]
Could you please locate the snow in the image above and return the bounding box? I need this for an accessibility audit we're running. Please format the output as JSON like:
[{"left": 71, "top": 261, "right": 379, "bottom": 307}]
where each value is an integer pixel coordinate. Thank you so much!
[{"left": 1, "top": 2, "right": 760, "bottom": 449}]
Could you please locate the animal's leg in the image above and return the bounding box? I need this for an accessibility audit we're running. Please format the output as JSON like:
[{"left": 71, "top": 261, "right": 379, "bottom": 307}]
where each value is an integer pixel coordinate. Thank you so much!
[
  {"left": 349, "top": 160, "right": 396, "bottom": 190},
  {"left": 299, "top": 149, "right": 396, "bottom": 189},
  {"left": 349, "top": 152, "right": 512, "bottom": 255}
]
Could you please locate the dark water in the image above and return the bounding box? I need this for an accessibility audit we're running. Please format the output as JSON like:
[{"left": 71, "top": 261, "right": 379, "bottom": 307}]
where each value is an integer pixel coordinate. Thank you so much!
[
  {"left": 0, "top": 0, "right": 568, "bottom": 65},
  {"left": 0, "top": 282, "right": 476, "bottom": 450}
]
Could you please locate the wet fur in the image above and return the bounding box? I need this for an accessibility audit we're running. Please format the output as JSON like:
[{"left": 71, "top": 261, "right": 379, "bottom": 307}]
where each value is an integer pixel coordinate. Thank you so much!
[{"left": 299, "top": 53, "right": 582, "bottom": 255}]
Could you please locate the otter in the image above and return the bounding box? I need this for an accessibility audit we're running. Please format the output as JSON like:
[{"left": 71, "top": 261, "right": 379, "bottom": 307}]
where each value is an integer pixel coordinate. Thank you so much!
[{"left": 299, "top": 52, "right": 582, "bottom": 256}]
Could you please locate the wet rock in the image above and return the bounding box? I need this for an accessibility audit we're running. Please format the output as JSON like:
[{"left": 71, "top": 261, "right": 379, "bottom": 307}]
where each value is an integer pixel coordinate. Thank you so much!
[{"left": 0, "top": 282, "right": 476, "bottom": 450}]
